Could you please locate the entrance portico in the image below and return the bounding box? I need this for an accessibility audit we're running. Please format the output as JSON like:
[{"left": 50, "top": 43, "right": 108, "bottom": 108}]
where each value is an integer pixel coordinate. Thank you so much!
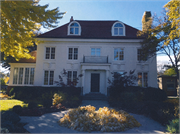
[{"left": 81, "top": 63, "right": 111, "bottom": 95}]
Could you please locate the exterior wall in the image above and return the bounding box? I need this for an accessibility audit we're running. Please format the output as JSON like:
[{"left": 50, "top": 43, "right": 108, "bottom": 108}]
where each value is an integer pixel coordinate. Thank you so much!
[
  {"left": 34, "top": 38, "right": 157, "bottom": 89},
  {"left": 9, "top": 38, "right": 158, "bottom": 95}
]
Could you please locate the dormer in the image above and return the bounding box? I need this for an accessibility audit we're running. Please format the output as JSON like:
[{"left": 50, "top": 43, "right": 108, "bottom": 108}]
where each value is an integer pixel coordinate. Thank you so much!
[
  {"left": 111, "top": 21, "right": 125, "bottom": 36},
  {"left": 68, "top": 19, "right": 81, "bottom": 36}
]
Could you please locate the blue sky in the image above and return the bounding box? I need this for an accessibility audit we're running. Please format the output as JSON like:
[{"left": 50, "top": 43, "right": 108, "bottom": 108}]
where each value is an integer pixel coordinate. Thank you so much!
[{"left": 39, "top": 0, "right": 170, "bottom": 33}]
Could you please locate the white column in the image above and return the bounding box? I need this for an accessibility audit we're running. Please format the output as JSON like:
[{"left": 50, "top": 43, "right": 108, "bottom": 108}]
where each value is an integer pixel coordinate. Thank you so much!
[
  {"left": 82, "top": 69, "right": 85, "bottom": 88},
  {"left": 106, "top": 70, "right": 109, "bottom": 96}
]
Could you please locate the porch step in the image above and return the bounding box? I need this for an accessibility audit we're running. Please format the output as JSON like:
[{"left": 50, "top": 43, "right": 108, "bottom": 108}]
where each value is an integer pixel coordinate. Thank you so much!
[{"left": 83, "top": 93, "right": 107, "bottom": 100}]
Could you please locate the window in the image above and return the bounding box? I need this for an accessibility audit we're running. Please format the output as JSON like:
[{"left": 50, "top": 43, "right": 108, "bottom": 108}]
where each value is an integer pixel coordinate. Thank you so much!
[
  {"left": 44, "top": 70, "right": 54, "bottom": 85},
  {"left": 13, "top": 67, "right": 35, "bottom": 85},
  {"left": 68, "top": 48, "right": 78, "bottom": 60},
  {"left": 69, "top": 22, "right": 80, "bottom": 35},
  {"left": 67, "top": 71, "right": 77, "bottom": 86},
  {"left": 167, "top": 79, "right": 175, "bottom": 90},
  {"left": 114, "top": 48, "right": 124, "bottom": 60},
  {"left": 91, "top": 48, "right": 101, "bottom": 56},
  {"left": 45, "top": 47, "right": 55, "bottom": 59},
  {"left": 137, "top": 49, "right": 147, "bottom": 61},
  {"left": 138, "top": 72, "right": 148, "bottom": 87},
  {"left": 112, "top": 22, "right": 125, "bottom": 36}
]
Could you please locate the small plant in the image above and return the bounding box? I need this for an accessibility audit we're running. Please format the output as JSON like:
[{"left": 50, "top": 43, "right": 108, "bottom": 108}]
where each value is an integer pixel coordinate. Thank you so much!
[
  {"left": 52, "top": 93, "right": 63, "bottom": 106},
  {"left": 166, "top": 118, "right": 179, "bottom": 133}
]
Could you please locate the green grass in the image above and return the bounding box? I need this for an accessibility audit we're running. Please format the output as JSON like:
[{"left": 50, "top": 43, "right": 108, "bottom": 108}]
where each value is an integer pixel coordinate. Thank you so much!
[{"left": 0, "top": 99, "right": 28, "bottom": 111}]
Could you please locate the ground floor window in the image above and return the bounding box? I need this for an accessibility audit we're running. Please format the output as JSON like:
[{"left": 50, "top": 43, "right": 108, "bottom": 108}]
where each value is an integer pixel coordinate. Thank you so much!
[
  {"left": 67, "top": 71, "right": 77, "bottom": 86},
  {"left": 138, "top": 72, "right": 148, "bottom": 87},
  {"left": 13, "top": 67, "right": 35, "bottom": 85},
  {"left": 44, "top": 70, "right": 54, "bottom": 85}
]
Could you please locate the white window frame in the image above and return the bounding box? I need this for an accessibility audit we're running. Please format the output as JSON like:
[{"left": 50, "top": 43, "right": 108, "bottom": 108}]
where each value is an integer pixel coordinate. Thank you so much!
[
  {"left": 68, "top": 21, "right": 81, "bottom": 35},
  {"left": 112, "top": 21, "right": 125, "bottom": 36},
  {"left": 138, "top": 72, "right": 148, "bottom": 87},
  {"left": 43, "top": 70, "right": 54, "bottom": 85},
  {"left": 68, "top": 47, "right": 78, "bottom": 60},
  {"left": 13, "top": 67, "right": 35, "bottom": 85},
  {"left": 91, "top": 48, "right": 101, "bottom": 56},
  {"left": 114, "top": 48, "right": 124, "bottom": 61},
  {"left": 45, "top": 47, "right": 56, "bottom": 60}
]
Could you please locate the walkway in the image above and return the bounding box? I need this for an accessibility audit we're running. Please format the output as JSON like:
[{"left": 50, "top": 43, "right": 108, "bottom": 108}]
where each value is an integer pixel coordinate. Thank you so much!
[{"left": 20, "top": 100, "right": 167, "bottom": 133}]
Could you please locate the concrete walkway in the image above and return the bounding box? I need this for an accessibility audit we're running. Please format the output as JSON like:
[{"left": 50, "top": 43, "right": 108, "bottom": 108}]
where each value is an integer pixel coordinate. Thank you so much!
[{"left": 20, "top": 100, "right": 168, "bottom": 133}]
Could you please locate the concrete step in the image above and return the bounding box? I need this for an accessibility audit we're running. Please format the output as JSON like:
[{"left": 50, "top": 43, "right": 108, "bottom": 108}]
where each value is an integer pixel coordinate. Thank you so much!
[{"left": 83, "top": 93, "right": 107, "bottom": 100}]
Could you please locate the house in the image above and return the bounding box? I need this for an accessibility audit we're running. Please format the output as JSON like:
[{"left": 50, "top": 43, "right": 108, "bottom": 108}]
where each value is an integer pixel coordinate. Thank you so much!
[
  {"left": 8, "top": 12, "right": 158, "bottom": 95},
  {"left": 158, "top": 75, "right": 177, "bottom": 96}
]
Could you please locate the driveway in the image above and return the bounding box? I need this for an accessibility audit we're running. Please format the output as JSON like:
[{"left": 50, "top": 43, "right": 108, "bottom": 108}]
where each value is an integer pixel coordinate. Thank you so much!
[{"left": 20, "top": 100, "right": 167, "bottom": 133}]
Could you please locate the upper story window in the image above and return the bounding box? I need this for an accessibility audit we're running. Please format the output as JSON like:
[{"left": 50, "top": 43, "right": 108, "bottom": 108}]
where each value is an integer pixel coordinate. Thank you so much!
[
  {"left": 68, "top": 21, "right": 81, "bottom": 35},
  {"left": 112, "top": 22, "right": 125, "bottom": 36},
  {"left": 68, "top": 48, "right": 78, "bottom": 60},
  {"left": 137, "top": 49, "right": 147, "bottom": 61},
  {"left": 91, "top": 48, "right": 101, "bottom": 56},
  {"left": 45, "top": 47, "right": 55, "bottom": 59},
  {"left": 114, "top": 48, "right": 124, "bottom": 60}
]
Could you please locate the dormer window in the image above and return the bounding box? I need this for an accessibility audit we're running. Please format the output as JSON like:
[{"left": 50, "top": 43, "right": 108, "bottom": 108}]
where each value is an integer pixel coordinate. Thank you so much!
[
  {"left": 112, "top": 22, "right": 125, "bottom": 36},
  {"left": 68, "top": 21, "right": 81, "bottom": 35}
]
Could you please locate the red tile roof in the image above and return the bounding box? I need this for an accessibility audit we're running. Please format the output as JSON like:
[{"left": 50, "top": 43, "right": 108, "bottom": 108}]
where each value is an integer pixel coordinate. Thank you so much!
[
  {"left": 37, "top": 20, "right": 144, "bottom": 39},
  {"left": 11, "top": 51, "right": 36, "bottom": 63}
]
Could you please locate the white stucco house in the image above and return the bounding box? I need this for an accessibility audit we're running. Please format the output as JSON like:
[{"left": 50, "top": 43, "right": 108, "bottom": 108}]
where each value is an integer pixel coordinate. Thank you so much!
[{"left": 8, "top": 16, "right": 158, "bottom": 95}]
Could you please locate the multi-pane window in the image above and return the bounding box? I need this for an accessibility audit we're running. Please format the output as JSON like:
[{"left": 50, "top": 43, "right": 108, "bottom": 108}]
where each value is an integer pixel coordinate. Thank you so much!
[
  {"left": 91, "top": 48, "right": 101, "bottom": 56},
  {"left": 69, "top": 22, "right": 79, "bottom": 35},
  {"left": 114, "top": 23, "right": 124, "bottom": 36},
  {"left": 67, "top": 71, "right": 77, "bottom": 86},
  {"left": 68, "top": 48, "right": 78, "bottom": 60},
  {"left": 44, "top": 70, "right": 54, "bottom": 85},
  {"left": 13, "top": 67, "right": 35, "bottom": 85},
  {"left": 167, "top": 79, "right": 175, "bottom": 90},
  {"left": 137, "top": 49, "right": 147, "bottom": 61},
  {"left": 114, "top": 48, "right": 124, "bottom": 60},
  {"left": 138, "top": 72, "right": 148, "bottom": 87},
  {"left": 45, "top": 47, "right": 55, "bottom": 59}
]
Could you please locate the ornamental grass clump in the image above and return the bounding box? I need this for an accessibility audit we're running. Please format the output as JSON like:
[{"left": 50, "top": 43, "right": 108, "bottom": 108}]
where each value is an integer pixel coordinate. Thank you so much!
[{"left": 58, "top": 105, "right": 141, "bottom": 132}]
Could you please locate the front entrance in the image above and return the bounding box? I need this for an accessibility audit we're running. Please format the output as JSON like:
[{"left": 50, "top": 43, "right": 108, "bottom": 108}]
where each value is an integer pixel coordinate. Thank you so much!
[{"left": 91, "top": 73, "right": 100, "bottom": 92}]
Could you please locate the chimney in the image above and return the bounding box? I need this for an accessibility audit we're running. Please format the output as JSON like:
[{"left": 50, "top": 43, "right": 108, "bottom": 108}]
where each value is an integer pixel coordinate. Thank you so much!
[
  {"left": 70, "top": 16, "right": 74, "bottom": 22},
  {"left": 142, "top": 11, "right": 152, "bottom": 31}
]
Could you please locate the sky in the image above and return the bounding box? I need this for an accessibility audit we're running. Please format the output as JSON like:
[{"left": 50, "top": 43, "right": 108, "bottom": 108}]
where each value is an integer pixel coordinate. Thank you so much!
[{"left": 0, "top": 0, "right": 172, "bottom": 74}]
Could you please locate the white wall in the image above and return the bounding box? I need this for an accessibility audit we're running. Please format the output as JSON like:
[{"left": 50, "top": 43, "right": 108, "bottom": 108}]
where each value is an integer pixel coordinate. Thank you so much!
[{"left": 34, "top": 39, "right": 157, "bottom": 88}]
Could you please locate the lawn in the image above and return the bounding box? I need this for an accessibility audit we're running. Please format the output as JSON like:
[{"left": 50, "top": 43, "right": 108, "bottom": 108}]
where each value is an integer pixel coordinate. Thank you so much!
[{"left": 0, "top": 99, "right": 28, "bottom": 111}]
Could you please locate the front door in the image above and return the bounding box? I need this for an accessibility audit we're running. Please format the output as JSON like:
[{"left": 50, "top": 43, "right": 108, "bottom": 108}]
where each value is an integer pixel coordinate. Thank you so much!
[{"left": 91, "top": 73, "right": 100, "bottom": 92}]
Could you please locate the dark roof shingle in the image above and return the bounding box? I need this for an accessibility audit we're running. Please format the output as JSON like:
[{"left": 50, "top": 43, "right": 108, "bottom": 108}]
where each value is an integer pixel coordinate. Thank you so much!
[{"left": 37, "top": 20, "right": 144, "bottom": 39}]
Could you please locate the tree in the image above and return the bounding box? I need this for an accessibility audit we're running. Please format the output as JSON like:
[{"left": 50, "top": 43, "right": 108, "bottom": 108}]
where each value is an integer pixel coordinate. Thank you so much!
[
  {"left": 164, "top": 67, "right": 177, "bottom": 76},
  {"left": 137, "top": 8, "right": 179, "bottom": 85},
  {"left": 1, "top": 0, "right": 65, "bottom": 61}
]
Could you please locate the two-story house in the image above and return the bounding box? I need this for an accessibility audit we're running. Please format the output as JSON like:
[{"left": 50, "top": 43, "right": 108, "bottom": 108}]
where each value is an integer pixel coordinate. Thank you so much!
[{"left": 8, "top": 13, "right": 158, "bottom": 95}]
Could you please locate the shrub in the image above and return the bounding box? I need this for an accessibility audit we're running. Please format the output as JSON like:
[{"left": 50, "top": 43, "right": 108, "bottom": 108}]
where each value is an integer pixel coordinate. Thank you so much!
[
  {"left": 12, "top": 105, "right": 23, "bottom": 115},
  {"left": 167, "top": 118, "right": 179, "bottom": 133},
  {"left": 28, "top": 102, "right": 38, "bottom": 109},
  {"left": 119, "top": 92, "right": 138, "bottom": 103},
  {"left": 1, "top": 111, "right": 21, "bottom": 124},
  {"left": 52, "top": 93, "right": 64, "bottom": 106},
  {"left": 9, "top": 88, "right": 14, "bottom": 96},
  {"left": 143, "top": 87, "right": 167, "bottom": 102}
]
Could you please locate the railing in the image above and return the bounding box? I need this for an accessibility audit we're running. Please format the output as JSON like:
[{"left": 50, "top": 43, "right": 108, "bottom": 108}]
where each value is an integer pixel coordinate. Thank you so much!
[{"left": 83, "top": 56, "right": 108, "bottom": 63}]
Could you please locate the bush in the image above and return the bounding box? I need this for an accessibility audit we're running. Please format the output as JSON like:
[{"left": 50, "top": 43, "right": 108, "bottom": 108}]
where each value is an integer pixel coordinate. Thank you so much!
[
  {"left": 119, "top": 92, "right": 138, "bottom": 103},
  {"left": 9, "top": 88, "right": 14, "bottom": 96},
  {"left": 143, "top": 87, "right": 167, "bottom": 102},
  {"left": 52, "top": 93, "right": 64, "bottom": 106},
  {"left": 167, "top": 118, "right": 179, "bottom": 133},
  {"left": 8, "top": 86, "right": 82, "bottom": 100},
  {"left": 12, "top": 105, "right": 23, "bottom": 115},
  {"left": 28, "top": 102, "right": 38, "bottom": 109},
  {"left": 1, "top": 111, "right": 21, "bottom": 124}
]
